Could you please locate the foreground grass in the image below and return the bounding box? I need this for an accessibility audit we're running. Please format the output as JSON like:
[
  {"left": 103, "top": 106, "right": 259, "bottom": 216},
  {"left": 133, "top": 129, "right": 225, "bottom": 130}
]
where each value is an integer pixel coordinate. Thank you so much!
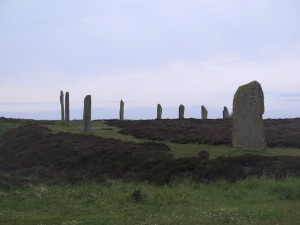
[{"left": 0, "top": 178, "right": 299, "bottom": 225}]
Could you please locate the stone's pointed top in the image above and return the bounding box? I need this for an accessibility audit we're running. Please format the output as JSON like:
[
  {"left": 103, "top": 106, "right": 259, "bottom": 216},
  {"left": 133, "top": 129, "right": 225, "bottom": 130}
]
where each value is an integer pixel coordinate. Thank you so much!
[{"left": 239, "top": 80, "right": 263, "bottom": 91}]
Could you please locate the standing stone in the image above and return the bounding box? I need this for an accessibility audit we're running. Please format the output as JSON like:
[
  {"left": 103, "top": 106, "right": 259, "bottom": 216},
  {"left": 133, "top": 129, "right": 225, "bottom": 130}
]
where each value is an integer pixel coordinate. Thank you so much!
[
  {"left": 83, "top": 95, "right": 92, "bottom": 132},
  {"left": 232, "top": 81, "right": 266, "bottom": 150},
  {"left": 157, "top": 104, "right": 162, "bottom": 120},
  {"left": 223, "top": 106, "right": 230, "bottom": 119},
  {"left": 201, "top": 105, "right": 208, "bottom": 119},
  {"left": 119, "top": 100, "right": 124, "bottom": 120},
  {"left": 60, "top": 91, "right": 64, "bottom": 123},
  {"left": 65, "top": 92, "right": 70, "bottom": 126},
  {"left": 179, "top": 104, "right": 185, "bottom": 119}
]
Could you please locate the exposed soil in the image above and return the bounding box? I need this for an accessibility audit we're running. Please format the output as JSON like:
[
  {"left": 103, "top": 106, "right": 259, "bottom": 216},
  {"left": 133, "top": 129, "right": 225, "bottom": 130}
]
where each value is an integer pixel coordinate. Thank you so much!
[
  {"left": 0, "top": 123, "right": 299, "bottom": 185},
  {"left": 105, "top": 118, "right": 300, "bottom": 148}
]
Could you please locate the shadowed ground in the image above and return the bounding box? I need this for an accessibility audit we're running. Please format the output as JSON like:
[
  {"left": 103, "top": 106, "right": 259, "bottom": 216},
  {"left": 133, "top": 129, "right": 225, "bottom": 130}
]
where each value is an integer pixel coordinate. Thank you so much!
[{"left": 0, "top": 123, "right": 299, "bottom": 185}]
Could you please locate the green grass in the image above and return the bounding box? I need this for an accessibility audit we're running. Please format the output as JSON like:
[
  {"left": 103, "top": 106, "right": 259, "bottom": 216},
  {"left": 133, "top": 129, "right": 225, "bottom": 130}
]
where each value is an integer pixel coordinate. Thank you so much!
[
  {"left": 47, "top": 120, "right": 146, "bottom": 143},
  {"left": 1, "top": 119, "right": 300, "bottom": 224},
  {"left": 0, "top": 121, "right": 20, "bottom": 135},
  {"left": 0, "top": 178, "right": 299, "bottom": 225},
  {"left": 46, "top": 120, "right": 300, "bottom": 159}
]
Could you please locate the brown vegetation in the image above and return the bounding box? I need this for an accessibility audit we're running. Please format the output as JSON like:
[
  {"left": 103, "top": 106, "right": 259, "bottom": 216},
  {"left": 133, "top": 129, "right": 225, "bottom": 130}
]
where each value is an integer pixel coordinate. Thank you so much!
[
  {"left": 0, "top": 123, "right": 299, "bottom": 185},
  {"left": 105, "top": 118, "right": 300, "bottom": 148}
]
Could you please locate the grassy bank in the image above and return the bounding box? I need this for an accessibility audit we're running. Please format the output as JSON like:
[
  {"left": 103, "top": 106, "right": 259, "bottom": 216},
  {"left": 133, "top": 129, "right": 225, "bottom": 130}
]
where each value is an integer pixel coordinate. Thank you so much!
[{"left": 0, "top": 178, "right": 299, "bottom": 225}]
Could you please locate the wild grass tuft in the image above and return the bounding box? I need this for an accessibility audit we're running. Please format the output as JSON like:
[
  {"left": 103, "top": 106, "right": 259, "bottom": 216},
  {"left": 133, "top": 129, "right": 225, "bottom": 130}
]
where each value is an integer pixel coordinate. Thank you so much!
[
  {"left": 0, "top": 178, "right": 299, "bottom": 224},
  {"left": 130, "top": 189, "right": 147, "bottom": 203}
]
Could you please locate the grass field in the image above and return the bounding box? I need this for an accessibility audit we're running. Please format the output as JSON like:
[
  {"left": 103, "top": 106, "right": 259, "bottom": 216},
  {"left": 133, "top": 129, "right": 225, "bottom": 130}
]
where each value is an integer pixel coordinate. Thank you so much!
[
  {"left": 0, "top": 178, "right": 300, "bottom": 225},
  {"left": 0, "top": 119, "right": 300, "bottom": 224}
]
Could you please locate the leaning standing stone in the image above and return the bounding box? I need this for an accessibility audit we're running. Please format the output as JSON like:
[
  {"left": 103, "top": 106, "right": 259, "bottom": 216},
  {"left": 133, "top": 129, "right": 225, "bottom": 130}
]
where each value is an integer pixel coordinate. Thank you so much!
[
  {"left": 83, "top": 95, "right": 91, "bottom": 132},
  {"left": 232, "top": 81, "right": 266, "bottom": 150},
  {"left": 179, "top": 104, "right": 185, "bottom": 119},
  {"left": 201, "top": 105, "right": 208, "bottom": 119},
  {"left": 60, "top": 91, "right": 64, "bottom": 123},
  {"left": 120, "top": 100, "right": 124, "bottom": 120},
  {"left": 65, "top": 92, "right": 70, "bottom": 126},
  {"left": 223, "top": 106, "right": 230, "bottom": 119},
  {"left": 157, "top": 104, "right": 162, "bottom": 120}
]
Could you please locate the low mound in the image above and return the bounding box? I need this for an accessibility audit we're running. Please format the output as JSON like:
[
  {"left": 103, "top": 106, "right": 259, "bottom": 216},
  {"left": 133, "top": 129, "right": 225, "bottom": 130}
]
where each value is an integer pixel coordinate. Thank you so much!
[
  {"left": 0, "top": 124, "right": 171, "bottom": 184},
  {"left": 105, "top": 118, "right": 300, "bottom": 148},
  {"left": 0, "top": 124, "right": 299, "bottom": 185}
]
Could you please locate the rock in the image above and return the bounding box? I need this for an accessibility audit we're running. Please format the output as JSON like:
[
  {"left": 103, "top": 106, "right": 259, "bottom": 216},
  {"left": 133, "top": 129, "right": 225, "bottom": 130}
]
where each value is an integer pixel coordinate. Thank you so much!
[
  {"left": 120, "top": 100, "right": 124, "bottom": 120},
  {"left": 232, "top": 81, "right": 266, "bottom": 150},
  {"left": 201, "top": 105, "right": 208, "bottom": 119},
  {"left": 83, "top": 95, "right": 91, "bottom": 132},
  {"left": 60, "top": 91, "right": 64, "bottom": 123},
  {"left": 223, "top": 106, "right": 230, "bottom": 119},
  {"left": 65, "top": 92, "right": 70, "bottom": 126},
  {"left": 179, "top": 104, "right": 185, "bottom": 119},
  {"left": 157, "top": 104, "right": 162, "bottom": 120}
]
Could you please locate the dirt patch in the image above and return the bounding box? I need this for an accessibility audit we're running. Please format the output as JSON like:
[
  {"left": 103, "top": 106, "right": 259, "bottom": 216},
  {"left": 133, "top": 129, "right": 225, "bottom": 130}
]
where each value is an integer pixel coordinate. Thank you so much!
[
  {"left": 0, "top": 124, "right": 299, "bottom": 185},
  {"left": 105, "top": 118, "right": 300, "bottom": 148}
]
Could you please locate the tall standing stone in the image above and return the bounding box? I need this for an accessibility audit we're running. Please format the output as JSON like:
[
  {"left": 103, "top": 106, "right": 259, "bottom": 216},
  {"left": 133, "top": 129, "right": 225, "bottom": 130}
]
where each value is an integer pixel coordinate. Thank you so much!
[
  {"left": 179, "top": 104, "right": 185, "bottom": 119},
  {"left": 83, "top": 95, "right": 91, "bottom": 132},
  {"left": 60, "top": 91, "right": 64, "bottom": 123},
  {"left": 223, "top": 106, "right": 230, "bottom": 119},
  {"left": 65, "top": 92, "right": 70, "bottom": 126},
  {"left": 157, "top": 104, "right": 162, "bottom": 120},
  {"left": 232, "top": 81, "right": 266, "bottom": 150},
  {"left": 201, "top": 105, "right": 208, "bottom": 119},
  {"left": 119, "top": 100, "right": 124, "bottom": 120}
]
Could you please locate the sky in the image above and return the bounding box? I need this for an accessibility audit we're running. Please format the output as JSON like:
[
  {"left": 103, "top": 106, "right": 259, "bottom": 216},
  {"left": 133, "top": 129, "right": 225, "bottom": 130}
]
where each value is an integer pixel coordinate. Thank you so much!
[{"left": 0, "top": 0, "right": 300, "bottom": 120}]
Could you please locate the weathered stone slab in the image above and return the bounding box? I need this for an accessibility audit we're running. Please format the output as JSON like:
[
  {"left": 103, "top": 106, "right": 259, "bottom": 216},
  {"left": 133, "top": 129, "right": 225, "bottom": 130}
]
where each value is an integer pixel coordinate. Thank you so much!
[
  {"left": 65, "top": 92, "right": 70, "bottom": 126},
  {"left": 179, "top": 104, "right": 185, "bottom": 119},
  {"left": 232, "top": 81, "right": 266, "bottom": 150},
  {"left": 201, "top": 105, "right": 208, "bottom": 119},
  {"left": 120, "top": 100, "right": 124, "bottom": 120},
  {"left": 157, "top": 104, "right": 162, "bottom": 120},
  {"left": 60, "top": 91, "right": 64, "bottom": 123},
  {"left": 223, "top": 106, "right": 230, "bottom": 119},
  {"left": 83, "top": 95, "right": 91, "bottom": 132}
]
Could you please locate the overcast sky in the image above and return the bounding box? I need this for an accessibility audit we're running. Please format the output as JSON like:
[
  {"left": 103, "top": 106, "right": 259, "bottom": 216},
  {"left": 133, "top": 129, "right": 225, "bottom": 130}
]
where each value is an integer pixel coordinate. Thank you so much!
[{"left": 0, "top": 0, "right": 300, "bottom": 120}]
